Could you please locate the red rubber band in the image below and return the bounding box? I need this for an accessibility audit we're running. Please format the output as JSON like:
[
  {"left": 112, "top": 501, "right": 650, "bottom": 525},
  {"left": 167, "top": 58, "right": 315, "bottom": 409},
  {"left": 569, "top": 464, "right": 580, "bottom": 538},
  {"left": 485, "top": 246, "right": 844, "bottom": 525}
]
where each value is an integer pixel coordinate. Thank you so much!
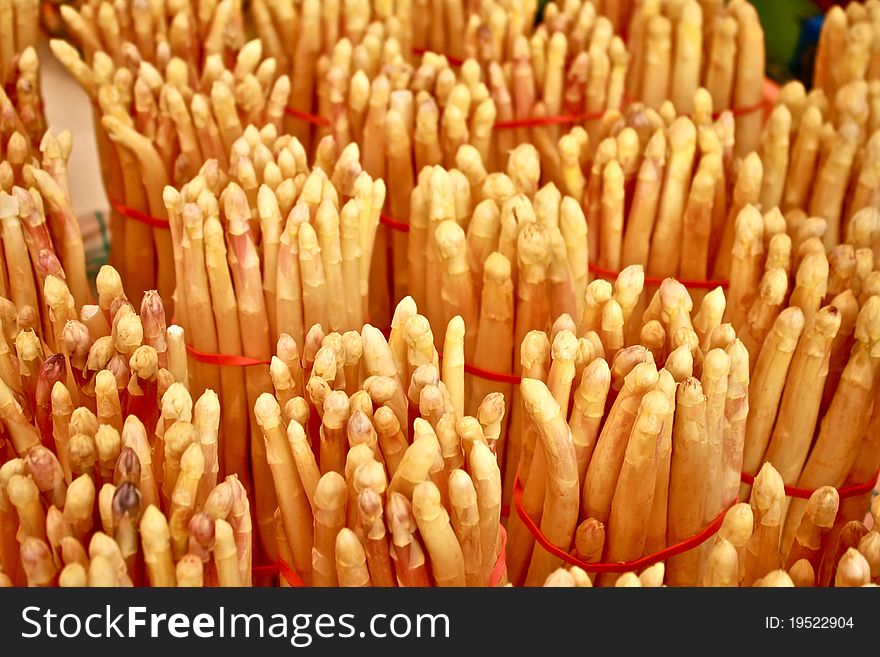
[
  {"left": 463, "top": 360, "right": 521, "bottom": 384},
  {"left": 262, "top": 542, "right": 502, "bottom": 587},
  {"left": 252, "top": 563, "right": 276, "bottom": 576},
  {"left": 721, "top": 98, "right": 767, "bottom": 119},
  {"left": 588, "top": 262, "right": 729, "bottom": 290},
  {"left": 435, "top": 347, "right": 521, "bottom": 385},
  {"left": 488, "top": 525, "right": 508, "bottom": 587},
  {"left": 494, "top": 109, "right": 605, "bottom": 130},
  {"left": 254, "top": 559, "right": 305, "bottom": 587},
  {"left": 411, "top": 46, "right": 464, "bottom": 67},
  {"left": 283, "top": 105, "right": 331, "bottom": 126},
  {"left": 185, "top": 343, "right": 272, "bottom": 367},
  {"left": 513, "top": 473, "right": 734, "bottom": 574},
  {"left": 493, "top": 96, "right": 764, "bottom": 131},
  {"left": 374, "top": 260, "right": 731, "bottom": 383},
  {"left": 279, "top": 77, "right": 773, "bottom": 136},
  {"left": 379, "top": 212, "right": 411, "bottom": 232},
  {"left": 276, "top": 558, "right": 306, "bottom": 587},
  {"left": 111, "top": 201, "right": 170, "bottom": 229},
  {"left": 739, "top": 469, "right": 880, "bottom": 500}
]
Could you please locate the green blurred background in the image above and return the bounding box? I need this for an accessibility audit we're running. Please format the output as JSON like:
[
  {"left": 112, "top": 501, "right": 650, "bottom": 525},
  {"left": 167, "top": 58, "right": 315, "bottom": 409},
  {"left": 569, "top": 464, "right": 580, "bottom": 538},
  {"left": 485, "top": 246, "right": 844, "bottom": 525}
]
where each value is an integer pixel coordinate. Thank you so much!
[{"left": 751, "top": 0, "right": 827, "bottom": 84}]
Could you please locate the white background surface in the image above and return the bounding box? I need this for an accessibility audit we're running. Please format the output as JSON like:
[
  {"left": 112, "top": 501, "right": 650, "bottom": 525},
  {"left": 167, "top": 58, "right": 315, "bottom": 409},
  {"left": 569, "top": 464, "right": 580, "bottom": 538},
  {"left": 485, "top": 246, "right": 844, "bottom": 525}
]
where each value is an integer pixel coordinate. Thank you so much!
[{"left": 39, "top": 40, "right": 108, "bottom": 221}]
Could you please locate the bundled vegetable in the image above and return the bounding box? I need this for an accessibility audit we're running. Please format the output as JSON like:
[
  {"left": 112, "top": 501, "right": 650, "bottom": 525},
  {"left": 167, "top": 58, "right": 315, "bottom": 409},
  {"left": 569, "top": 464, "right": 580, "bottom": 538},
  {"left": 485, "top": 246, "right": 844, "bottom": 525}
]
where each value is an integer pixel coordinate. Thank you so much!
[
  {"left": 51, "top": 27, "right": 289, "bottom": 307},
  {"left": 739, "top": 249, "right": 880, "bottom": 558},
  {"left": 253, "top": 0, "right": 541, "bottom": 85},
  {"left": 0, "top": 0, "right": 40, "bottom": 88},
  {"left": 57, "top": 0, "right": 245, "bottom": 67},
  {"left": 0, "top": 130, "right": 91, "bottom": 336},
  {"left": 543, "top": 493, "right": 880, "bottom": 586},
  {"left": 166, "top": 129, "right": 383, "bottom": 556},
  {"left": 504, "top": 275, "right": 750, "bottom": 586},
  {"left": 254, "top": 296, "right": 506, "bottom": 586},
  {"left": 553, "top": 92, "right": 745, "bottom": 282},
  {"left": 754, "top": 76, "right": 880, "bottom": 253},
  {"left": 812, "top": 0, "right": 880, "bottom": 104},
  {"left": 0, "top": 45, "right": 45, "bottom": 152},
  {"left": 0, "top": 273, "right": 254, "bottom": 587},
  {"left": 624, "top": 0, "right": 766, "bottom": 156}
]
